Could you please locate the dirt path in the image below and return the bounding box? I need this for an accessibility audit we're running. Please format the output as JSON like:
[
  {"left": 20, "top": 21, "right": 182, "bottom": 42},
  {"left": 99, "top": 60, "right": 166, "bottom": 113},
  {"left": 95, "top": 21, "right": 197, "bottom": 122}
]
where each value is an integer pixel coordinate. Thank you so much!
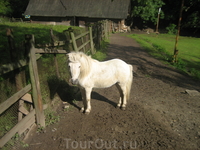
[{"left": 23, "top": 33, "right": 200, "bottom": 150}]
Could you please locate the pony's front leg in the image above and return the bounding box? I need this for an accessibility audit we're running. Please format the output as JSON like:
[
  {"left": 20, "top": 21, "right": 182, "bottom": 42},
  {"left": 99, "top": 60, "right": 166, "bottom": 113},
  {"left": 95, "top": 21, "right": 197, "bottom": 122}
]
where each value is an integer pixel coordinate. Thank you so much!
[
  {"left": 80, "top": 88, "right": 86, "bottom": 113},
  {"left": 85, "top": 87, "right": 92, "bottom": 114}
]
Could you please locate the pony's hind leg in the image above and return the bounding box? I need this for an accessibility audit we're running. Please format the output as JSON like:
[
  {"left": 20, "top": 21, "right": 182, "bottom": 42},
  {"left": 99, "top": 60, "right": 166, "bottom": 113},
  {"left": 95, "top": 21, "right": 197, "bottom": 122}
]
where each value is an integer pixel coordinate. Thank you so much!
[
  {"left": 116, "top": 83, "right": 127, "bottom": 110},
  {"left": 120, "top": 85, "right": 127, "bottom": 110}
]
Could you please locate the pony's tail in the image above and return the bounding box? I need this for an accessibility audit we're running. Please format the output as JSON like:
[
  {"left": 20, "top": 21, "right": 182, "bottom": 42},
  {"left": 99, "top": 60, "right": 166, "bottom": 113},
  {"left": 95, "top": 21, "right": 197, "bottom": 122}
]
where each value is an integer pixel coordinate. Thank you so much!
[{"left": 126, "top": 65, "right": 133, "bottom": 101}]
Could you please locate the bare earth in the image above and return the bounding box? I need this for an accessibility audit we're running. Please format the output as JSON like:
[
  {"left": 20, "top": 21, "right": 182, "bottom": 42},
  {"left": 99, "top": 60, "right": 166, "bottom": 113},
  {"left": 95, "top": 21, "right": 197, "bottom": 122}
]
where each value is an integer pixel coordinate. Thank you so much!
[{"left": 22, "top": 33, "right": 200, "bottom": 150}]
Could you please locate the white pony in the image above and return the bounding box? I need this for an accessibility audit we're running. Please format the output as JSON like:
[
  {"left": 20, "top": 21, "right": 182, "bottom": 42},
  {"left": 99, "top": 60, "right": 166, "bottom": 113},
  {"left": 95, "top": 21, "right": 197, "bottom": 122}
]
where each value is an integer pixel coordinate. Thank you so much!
[{"left": 67, "top": 51, "right": 133, "bottom": 114}]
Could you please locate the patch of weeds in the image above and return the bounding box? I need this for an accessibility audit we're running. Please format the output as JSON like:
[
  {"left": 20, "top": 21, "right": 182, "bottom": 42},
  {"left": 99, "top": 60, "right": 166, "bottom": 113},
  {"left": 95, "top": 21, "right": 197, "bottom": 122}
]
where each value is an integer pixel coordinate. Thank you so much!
[
  {"left": 173, "top": 58, "right": 187, "bottom": 71},
  {"left": 63, "top": 99, "right": 78, "bottom": 112},
  {"left": 72, "top": 99, "right": 78, "bottom": 104},
  {"left": 21, "top": 142, "right": 29, "bottom": 148},
  {"left": 44, "top": 108, "right": 60, "bottom": 126},
  {"left": 92, "top": 51, "right": 107, "bottom": 61},
  {"left": 145, "top": 74, "right": 151, "bottom": 78},
  {"left": 36, "top": 125, "right": 45, "bottom": 133},
  {"left": 190, "top": 68, "right": 200, "bottom": 80},
  {"left": 92, "top": 39, "right": 109, "bottom": 61},
  {"left": 63, "top": 99, "right": 78, "bottom": 111},
  {"left": 63, "top": 105, "right": 75, "bottom": 112}
]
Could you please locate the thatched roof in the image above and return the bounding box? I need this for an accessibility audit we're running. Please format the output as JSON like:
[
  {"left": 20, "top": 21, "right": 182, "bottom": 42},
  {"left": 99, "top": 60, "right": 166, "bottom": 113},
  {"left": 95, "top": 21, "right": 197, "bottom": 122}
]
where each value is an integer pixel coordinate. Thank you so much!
[{"left": 24, "top": 0, "right": 130, "bottom": 19}]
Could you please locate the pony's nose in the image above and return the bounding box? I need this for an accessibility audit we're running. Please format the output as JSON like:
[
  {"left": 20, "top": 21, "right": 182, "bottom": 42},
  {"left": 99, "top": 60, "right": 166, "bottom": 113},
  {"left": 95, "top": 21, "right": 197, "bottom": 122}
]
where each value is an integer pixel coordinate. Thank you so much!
[
  {"left": 69, "top": 78, "right": 78, "bottom": 85},
  {"left": 72, "top": 79, "right": 79, "bottom": 85}
]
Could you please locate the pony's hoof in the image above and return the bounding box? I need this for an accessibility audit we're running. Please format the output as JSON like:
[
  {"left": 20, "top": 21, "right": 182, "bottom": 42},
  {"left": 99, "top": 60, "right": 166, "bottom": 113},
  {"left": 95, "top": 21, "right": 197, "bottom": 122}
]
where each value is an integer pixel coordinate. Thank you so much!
[
  {"left": 116, "top": 105, "right": 120, "bottom": 109},
  {"left": 80, "top": 107, "right": 84, "bottom": 113},
  {"left": 84, "top": 111, "right": 90, "bottom": 115},
  {"left": 84, "top": 109, "right": 91, "bottom": 115},
  {"left": 121, "top": 107, "right": 126, "bottom": 111},
  {"left": 116, "top": 104, "right": 121, "bottom": 108}
]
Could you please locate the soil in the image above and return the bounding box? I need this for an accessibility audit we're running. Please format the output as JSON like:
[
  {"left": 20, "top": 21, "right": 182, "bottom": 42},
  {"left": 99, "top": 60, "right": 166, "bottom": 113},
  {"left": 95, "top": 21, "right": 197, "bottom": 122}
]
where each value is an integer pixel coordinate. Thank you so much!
[{"left": 21, "top": 33, "right": 200, "bottom": 150}]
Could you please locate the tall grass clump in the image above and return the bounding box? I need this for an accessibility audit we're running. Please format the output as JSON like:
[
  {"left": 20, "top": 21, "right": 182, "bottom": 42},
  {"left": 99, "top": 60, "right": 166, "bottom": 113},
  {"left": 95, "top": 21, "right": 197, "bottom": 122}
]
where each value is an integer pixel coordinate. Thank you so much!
[{"left": 92, "top": 38, "right": 109, "bottom": 61}]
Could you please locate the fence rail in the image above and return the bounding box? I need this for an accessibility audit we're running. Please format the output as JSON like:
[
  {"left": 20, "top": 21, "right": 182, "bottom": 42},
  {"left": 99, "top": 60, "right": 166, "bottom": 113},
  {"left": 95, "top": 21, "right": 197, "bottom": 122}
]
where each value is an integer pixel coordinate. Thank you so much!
[{"left": 0, "top": 20, "right": 112, "bottom": 148}]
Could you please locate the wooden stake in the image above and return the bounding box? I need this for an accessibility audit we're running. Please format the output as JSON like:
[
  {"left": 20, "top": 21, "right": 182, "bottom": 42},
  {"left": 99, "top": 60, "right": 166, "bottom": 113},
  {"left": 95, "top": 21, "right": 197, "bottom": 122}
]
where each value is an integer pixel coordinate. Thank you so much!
[
  {"left": 25, "top": 34, "right": 45, "bottom": 127},
  {"left": 156, "top": 8, "right": 161, "bottom": 34},
  {"left": 173, "top": 0, "right": 184, "bottom": 63},
  {"left": 70, "top": 31, "right": 78, "bottom": 52},
  {"left": 50, "top": 29, "right": 60, "bottom": 78}
]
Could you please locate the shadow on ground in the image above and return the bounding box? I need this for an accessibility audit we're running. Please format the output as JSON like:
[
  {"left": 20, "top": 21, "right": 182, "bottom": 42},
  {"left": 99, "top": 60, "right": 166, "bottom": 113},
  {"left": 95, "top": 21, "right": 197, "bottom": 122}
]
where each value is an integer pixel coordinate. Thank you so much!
[{"left": 47, "top": 76, "right": 81, "bottom": 109}]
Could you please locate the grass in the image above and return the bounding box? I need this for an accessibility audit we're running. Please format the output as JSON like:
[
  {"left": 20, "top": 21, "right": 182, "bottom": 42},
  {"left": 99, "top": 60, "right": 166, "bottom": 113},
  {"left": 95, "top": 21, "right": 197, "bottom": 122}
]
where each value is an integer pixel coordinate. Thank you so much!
[
  {"left": 128, "top": 33, "right": 200, "bottom": 79},
  {"left": 0, "top": 21, "right": 83, "bottom": 64},
  {"left": 92, "top": 38, "right": 109, "bottom": 61}
]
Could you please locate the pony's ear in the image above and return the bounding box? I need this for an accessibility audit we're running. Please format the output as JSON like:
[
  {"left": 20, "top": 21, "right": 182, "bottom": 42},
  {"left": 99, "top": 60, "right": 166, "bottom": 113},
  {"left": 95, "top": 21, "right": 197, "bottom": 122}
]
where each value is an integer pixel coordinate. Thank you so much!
[
  {"left": 67, "top": 53, "right": 72, "bottom": 58},
  {"left": 66, "top": 53, "right": 71, "bottom": 61}
]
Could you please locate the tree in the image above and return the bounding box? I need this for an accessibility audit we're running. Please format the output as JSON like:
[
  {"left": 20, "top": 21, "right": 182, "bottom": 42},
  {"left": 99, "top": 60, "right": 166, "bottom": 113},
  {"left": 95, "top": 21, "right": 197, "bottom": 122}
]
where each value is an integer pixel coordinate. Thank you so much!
[
  {"left": 162, "top": 0, "right": 200, "bottom": 34},
  {"left": 9, "top": 0, "right": 29, "bottom": 18},
  {"left": 182, "top": 0, "right": 200, "bottom": 30},
  {"left": 131, "top": 0, "right": 165, "bottom": 26},
  {"left": 0, "top": 0, "right": 12, "bottom": 16}
]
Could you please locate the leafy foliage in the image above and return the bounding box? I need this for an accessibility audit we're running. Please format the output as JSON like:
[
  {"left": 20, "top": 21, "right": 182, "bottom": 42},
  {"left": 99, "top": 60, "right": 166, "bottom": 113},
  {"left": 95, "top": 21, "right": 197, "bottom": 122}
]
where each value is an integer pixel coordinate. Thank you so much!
[
  {"left": 162, "top": 0, "right": 200, "bottom": 30},
  {"left": 166, "top": 24, "right": 177, "bottom": 35},
  {"left": 0, "top": 0, "right": 12, "bottom": 16},
  {"left": 131, "top": 0, "right": 165, "bottom": 24}
]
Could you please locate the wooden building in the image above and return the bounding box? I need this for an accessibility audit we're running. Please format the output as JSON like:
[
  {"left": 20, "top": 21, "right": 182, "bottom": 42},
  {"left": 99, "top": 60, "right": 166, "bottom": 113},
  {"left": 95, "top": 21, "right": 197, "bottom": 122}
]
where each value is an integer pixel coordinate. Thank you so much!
[{"left": 24, "top": 0, "right": 130, "bottom": 27}]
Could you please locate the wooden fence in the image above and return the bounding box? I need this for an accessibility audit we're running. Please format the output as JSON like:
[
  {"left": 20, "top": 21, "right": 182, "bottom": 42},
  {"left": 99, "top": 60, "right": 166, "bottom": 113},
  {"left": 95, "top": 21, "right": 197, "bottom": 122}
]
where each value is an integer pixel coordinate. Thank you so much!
[{"left": 0, "top": 20, "right": 112, "bottom": 148}]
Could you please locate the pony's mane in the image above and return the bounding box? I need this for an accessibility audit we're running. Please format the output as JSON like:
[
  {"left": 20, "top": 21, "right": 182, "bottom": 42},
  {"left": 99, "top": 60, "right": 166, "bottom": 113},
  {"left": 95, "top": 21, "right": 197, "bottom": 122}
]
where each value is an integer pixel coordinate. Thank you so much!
[{"left": 67, "top": 52, "right": 94, "bottom": 79}]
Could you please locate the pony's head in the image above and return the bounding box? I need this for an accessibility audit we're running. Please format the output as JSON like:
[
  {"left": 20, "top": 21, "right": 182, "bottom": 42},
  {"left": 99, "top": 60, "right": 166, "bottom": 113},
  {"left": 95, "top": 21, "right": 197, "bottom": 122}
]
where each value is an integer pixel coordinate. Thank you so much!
[{"left": 67, "top": 52, "right": 92, "bottom": 85}]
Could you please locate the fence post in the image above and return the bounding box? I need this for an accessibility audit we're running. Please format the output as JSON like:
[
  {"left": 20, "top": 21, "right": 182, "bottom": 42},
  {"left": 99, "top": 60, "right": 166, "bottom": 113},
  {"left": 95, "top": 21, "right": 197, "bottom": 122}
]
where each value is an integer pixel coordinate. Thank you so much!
[
  {"left": 105, "top": 20, "right": 108, "bottom": 39},
  {"left": 80, "top": 30, "right": 86, "bottom": 53},
  {"left": 89, "top": 27, "right": 95, "bottom": 54},
  {"left": 69, "top": 29, "right": 78, "bottom": 52},
  {"left": 6, "top": 28, "right": 17, "bottom": 61},
  {"left": 25, "top": 34, "right": 45, "bottom": 127},
  {"left": 50, "top": 29, "right": 60, "bottom": 78},
  {"left": 96, "top": 23, "right": 100, "bottom": 49}
]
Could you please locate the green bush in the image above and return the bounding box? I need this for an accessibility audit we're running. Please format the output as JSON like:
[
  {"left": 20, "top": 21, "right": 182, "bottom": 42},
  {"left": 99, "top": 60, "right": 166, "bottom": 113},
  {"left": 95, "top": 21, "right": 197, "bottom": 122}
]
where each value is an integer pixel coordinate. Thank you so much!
[{"left": 166, "top": 24, "right": 177, "bottom": 34}]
